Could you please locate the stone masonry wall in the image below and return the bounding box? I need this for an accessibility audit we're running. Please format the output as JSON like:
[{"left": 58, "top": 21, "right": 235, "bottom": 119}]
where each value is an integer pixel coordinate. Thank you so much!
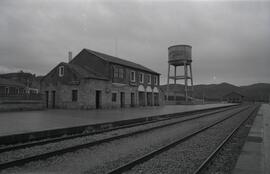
[{"left": 41, "top": 78, "right": 162, "bottom": 109}]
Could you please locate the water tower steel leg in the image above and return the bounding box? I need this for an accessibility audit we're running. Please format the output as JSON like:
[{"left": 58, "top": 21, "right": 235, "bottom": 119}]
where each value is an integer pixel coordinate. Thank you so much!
[
  {"left": 174, "top": 65, "right": 177, "bottom": 102},
  {"left": 184, "top": 62, "right": 188, "bottom": 103},
  {"left": 189, "top": 64, "right": 194, "bottom": 98},
  {"left": 166, "top": 64, "right": 170, "bottom": 102}
]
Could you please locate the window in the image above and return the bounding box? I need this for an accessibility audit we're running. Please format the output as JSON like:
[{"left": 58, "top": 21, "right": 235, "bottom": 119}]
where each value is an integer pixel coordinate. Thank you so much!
[
  {"left": 112, "top": 93, "right": 117, "bottom": 102},
  {"left": 147, "top": 74, "right": 151, "bottom": 84},
  {"left": 130, "top": 71, "right": 135, "bottom": 82},
  {"left": 139, "top": 73, "right": 144, "bottom": 83},
  {"left": 5, "top": 87, "right": 9, "bottom": 94},
  {"left": 119, "top": 68, "right": 124, "bottom": 78},
  {"left": 113, "top": 67, "right": 118, "bottom": 78},
  {"left": 113, "top": 66, "right": 124, "bottom": 79},
  {"left": 16, "top": 88, "right": 19, "bottom": 94},
  {"left": 168, "top": 95, "right": 174, "bottom": 101},
  {"left": 72, "top": 90, "right": 78, "bottom": 102},
  {"left": 59, "top": 66, "right": 64, "bottom": 77},
  {"left": 154, "top": 76, "right": 158, "bottom": 85}
]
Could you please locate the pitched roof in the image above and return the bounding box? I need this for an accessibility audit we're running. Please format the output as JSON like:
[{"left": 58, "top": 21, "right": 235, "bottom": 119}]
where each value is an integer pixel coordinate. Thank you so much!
[
  {"left": 85, "top": 49, "right": 159, "bottom": 74},
  {"left": 223, "top": 91, "right": 245, "bottom": 98},
  {"left": 63, "top": 63, "right": 108, "bottom": 80},
  {"left": 0, "top": 77, "right": 26, "bottom": 87}
]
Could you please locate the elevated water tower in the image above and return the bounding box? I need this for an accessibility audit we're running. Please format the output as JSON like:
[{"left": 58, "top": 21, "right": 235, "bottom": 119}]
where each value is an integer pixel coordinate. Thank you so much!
[{"left": 166, "top": 45, "right": 194, "bottom": 103}]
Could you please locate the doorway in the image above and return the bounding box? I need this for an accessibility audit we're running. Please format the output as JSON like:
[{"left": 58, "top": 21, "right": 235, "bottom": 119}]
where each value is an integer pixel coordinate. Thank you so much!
[
  {"left": 52, "top": 90, "right": 56, "bottom": 109},
  {"left": 138, "top": 92, "right": 145, "bottom": 106},
  {"left": 95, "top": 90, "right": 101, "bottom": 109},
  {"left": 45, "top": 91, "right": 49, "bottom": 108},
  {"left": 131, "top": 92, "right": 135, "bottom": 107},
  {"left": 120, "top": 92, "right": 125, "bottom": 108},
  {"left": 154, "top": 93, "right": 159, "bottom": 106},
  {"left": 147, "top": 92, "right": 152, "bottom": 106}
]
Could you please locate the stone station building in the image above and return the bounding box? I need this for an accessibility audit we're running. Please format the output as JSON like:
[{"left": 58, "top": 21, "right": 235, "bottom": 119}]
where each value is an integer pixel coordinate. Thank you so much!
[
  {"left": 41, "top": 49, "right": 161, "bottom": 109},
  {"left": 223, "top": 91, "right": 244, "bottom": 103}
]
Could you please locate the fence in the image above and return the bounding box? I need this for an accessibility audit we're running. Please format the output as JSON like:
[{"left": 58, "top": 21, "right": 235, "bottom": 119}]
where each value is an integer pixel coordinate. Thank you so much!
[{"left": 0, "top": 93, "right": 43, "bottom": 101}]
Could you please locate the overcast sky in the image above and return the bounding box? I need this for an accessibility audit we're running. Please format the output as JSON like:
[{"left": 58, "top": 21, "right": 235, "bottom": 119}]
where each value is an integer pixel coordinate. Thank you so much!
[{"left": 0, "top": 0, "right": 269, "bottom": 86}]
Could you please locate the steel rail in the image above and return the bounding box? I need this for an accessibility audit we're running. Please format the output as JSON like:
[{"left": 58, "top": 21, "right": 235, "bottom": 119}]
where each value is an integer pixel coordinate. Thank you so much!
[
  {"left": 106, "top": 105, "right": 253, "bottom": 174},
  {"left": 0, "top": 105, "right": 246, "bottom": 170},
  {"left": 0, "top": 105, "right": 238, "bottom": 154},
  {"left": 192, "top": 104, "right": 260, "bottom": 174}
]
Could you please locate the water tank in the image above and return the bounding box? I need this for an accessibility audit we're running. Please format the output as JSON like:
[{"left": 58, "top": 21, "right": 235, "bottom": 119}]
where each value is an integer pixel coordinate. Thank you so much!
[{"left": 168, "top": 45, "right": 192, "bottom": 66}]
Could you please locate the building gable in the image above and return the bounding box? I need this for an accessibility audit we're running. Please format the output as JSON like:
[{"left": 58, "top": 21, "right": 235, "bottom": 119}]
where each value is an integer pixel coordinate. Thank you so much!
[
  {"left": 41, "top": 62, "right": 81, "bottom": 86},
  {"left": 70, "top": 49, "right": 110, "bottom": 79}
]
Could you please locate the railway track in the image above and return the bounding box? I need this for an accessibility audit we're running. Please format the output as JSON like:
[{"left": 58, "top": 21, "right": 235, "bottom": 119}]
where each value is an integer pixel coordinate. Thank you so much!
[
  {"left": 193, "top": 104, "right": 260, "bottom": 174},
  {"left": 107, "top": 104, "right": 259, "bottom": 174},
  {"left": 0, "top": 105, "right": 246, "bottom": 171}
]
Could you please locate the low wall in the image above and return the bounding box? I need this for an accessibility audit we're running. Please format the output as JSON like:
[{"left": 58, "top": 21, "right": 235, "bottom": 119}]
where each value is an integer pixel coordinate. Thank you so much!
[{"left": 0, "top": 100, "right": 44, "bottom": 112}]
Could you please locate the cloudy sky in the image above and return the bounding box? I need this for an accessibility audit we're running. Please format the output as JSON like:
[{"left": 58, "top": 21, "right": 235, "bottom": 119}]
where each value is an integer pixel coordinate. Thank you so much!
[{"left": 0, "top": 0, "right": 269, "bottom": 86}]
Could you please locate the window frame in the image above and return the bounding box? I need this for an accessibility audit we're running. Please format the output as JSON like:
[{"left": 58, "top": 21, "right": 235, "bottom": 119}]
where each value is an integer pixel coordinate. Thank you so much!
[
  {"left": 130, "top": 70, "right": 136, "bottom": 82},
  {"left": 113, "top": 66, "right": 119, "bottom": 78},
  {"left": 59, "top": 66, "right": 64, "bottom": 77},
  {"left": 5, "top": 87, "right": 9, "bottom": 94},
  {"left": 118, "top": 68, "right": 124, "bottom": 79},
  {"left": 147, "top": 74, "right": 151, "bottom": 84},
  {"left": 154, "top": 76, "right": 158, "bottom": 85},
  {"left": 16, "top": 88, "right": 19, "bottom": 94},
  {"left": 139, "top": 73, "right": 144, "bottom": 83}
]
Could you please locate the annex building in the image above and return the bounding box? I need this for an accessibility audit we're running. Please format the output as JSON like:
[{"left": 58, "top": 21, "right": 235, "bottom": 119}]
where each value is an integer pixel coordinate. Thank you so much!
[
  {"left": 0, "top": 77, "right": 26, "bottom": 95},
  {"left": 41, "top": 49, "right": 161, "bottom": 109},
  {"left": 223, "top": 91, "right": 244, "bottom": 103}
]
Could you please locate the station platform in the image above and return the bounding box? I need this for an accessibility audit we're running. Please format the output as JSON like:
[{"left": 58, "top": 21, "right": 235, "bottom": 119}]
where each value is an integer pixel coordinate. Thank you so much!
[
  {"left": 233, "top": 104, "right": 270, "bottom": 174},
  {"left": 0, "top": 104, "right": 233, "bottom": 138}
]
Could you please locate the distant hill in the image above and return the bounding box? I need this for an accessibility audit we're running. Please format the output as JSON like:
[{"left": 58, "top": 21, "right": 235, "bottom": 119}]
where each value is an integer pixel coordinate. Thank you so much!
[
  {"left": 161, "top": 82, "right": 270, "bottom": 102},
  {"left": 240, "top": 83, "right": 270, "bottom": 102}
]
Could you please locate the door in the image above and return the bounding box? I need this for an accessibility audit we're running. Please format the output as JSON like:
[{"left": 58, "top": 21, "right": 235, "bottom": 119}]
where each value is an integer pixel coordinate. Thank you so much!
[
  {"left": 45, "top": 91, "right": 49, "bottom": 108},
  {"left": 120, "top": 92, "right": 125, "bottom": 108},
  {"left": 147, "top": 92, "right": 152, "bottom": 106},
  {"left": 131, "top": 93, "right": 135, "bottom": 107},
  {"left": 139, "top": 92, "right": 145, "bottom": 106},
  {"left": 96, "top": 90, "right": 101, "bottom": 109},
  {"left": 52, "top": 90, "right": 56, "bottom": 109}
]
